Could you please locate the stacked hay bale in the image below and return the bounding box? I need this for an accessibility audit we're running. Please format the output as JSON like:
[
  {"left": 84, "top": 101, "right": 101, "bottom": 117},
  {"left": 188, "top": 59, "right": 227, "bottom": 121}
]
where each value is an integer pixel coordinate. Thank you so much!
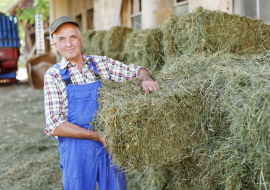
[
  {"left": 166, "top": 53, "right": 270, "bottom": 189},
  {"left": 81, "top": 30, "right": 96, "bottom": 55},
  {"left": 97, "top": 53, "right": 223, "bottom": 170},
  {"left": 103, "top": 26, "right": 133, "bottom": 62},
  {"left": 97, "top": 53, "right": 223, "bottom": 187},
  {"left": 122, "top": 28, "right": 164, "bottom": 71},
  {"left": 89, "top": 7, "right": 270, "bottom": 189},
  {"left": 97, "top": 52, "right": 270, "bottom": 189},
  {"left": 82, "top": 26, "right": 133, "bottom": 62},
  {"left": 212, "top": 53, "right": 270, "bottom": 189},
  {"left": 162, "top": 7, "right": 270, "bottom": 59},
  {"left": 82, "top": 30, "right": 107, "bottom": 56}
]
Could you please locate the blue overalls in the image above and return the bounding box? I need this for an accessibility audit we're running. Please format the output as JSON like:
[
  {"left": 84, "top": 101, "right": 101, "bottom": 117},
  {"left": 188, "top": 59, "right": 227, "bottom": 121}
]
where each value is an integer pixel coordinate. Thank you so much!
[{"left": 55, "top": 56, "right": 126, "bottom": 190}]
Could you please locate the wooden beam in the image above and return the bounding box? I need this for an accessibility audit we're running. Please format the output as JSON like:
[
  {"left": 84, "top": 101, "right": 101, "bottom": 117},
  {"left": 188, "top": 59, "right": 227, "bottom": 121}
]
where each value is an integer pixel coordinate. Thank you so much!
[
  {"left": 27, "top": 43, "right": 36, "bottom": 60},
  {"left": 113, "top": 0, "right": 123, "bottom": 26}
]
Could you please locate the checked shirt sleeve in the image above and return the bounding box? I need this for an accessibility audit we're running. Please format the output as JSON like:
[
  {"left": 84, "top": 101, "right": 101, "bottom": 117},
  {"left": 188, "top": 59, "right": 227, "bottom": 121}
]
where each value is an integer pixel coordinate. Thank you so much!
[
  {"left": 43, "top": 68, "right": 67, "bottom": 136},
  {"left": 92, "top": 56, "right": 147, "bottom": 82}
]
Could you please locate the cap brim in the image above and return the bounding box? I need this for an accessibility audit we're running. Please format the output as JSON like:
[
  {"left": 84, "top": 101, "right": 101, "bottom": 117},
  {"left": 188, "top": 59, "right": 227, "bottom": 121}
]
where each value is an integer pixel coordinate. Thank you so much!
[{"left": 51, "top": 21, "right": 79, "bottom": 37}]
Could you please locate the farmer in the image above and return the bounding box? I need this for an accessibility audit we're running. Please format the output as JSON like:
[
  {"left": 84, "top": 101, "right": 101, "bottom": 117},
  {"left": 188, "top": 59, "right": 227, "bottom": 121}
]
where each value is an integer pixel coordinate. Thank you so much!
[{"left": 43, "top": 16, "right": 159, "bottom": 190}]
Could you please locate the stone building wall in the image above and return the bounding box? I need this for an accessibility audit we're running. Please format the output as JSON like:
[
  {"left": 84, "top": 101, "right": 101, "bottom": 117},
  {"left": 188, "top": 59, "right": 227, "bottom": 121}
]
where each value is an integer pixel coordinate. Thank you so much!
[{"left": 50, "top": 0, "right": 232, "bottom": 32}]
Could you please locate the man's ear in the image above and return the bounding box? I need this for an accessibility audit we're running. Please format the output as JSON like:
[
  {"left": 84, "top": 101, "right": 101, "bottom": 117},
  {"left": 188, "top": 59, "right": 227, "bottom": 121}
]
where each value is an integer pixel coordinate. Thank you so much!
[
  {"left": 80, "top": 34, "right": 83, "bottom": 44},
  {"left": 51, "top": 34, "right": 57, "bottom": 48},
  {"left": 51, "top": 39, "right": 57, "bottom": 49}
]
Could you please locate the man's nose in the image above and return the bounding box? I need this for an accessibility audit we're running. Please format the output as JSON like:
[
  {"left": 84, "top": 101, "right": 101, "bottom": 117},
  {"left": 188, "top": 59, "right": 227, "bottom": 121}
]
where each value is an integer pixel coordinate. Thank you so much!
[{"left": 65, "top": 38, "right": 72, "bottom": 46}]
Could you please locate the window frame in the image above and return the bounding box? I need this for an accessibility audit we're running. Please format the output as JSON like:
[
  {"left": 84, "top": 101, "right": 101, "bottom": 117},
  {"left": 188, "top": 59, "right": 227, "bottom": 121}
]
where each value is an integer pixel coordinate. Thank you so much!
[
  {"left": 233, "top": 0, "right": 270, "bottom": 23},
  {"left": 174, "top": 0, "right": 188, "bottom": 7},
  {"left": 87, "top": 9, "right": 94, "bottom": 30},
  {"left": 131, "top": 0, "right": 142, "bottom": 29},
  {"left": 75, "top": 14, "right": 82, "bottom": 30},
  {"left": 131, "top": 12, "right": 141, "bottom": 18}
]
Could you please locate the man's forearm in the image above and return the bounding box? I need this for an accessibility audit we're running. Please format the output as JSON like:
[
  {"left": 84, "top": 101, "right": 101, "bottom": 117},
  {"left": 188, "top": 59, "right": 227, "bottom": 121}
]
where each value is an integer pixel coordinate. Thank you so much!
[
  {"left": 138, "top": 69, "right": 154, "bottom": 81},
  {"left": 52, "top": 121, "right": 108, "bottom": 146},
  {"left": 138, "top": 69, "right": 160, "bottom": 93}
]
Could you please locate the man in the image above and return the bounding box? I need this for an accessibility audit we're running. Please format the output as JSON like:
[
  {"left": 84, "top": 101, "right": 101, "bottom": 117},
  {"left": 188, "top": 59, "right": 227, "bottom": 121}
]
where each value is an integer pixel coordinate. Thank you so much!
[{"left": 44, "top": 16, "right": 159, "bottom": 190}]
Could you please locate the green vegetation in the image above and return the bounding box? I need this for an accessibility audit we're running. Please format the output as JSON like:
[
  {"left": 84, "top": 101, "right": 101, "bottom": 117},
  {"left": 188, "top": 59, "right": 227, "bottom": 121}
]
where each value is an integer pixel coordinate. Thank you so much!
[{"left": 17, "top": 0, "right": 49, "bottom": 25}]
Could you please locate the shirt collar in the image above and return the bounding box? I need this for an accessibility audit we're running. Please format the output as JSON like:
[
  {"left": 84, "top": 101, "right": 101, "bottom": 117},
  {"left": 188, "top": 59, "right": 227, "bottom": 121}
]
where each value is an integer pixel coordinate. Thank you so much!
[{"left": 58, "top": 52, "right": 91, "bottom": 70}]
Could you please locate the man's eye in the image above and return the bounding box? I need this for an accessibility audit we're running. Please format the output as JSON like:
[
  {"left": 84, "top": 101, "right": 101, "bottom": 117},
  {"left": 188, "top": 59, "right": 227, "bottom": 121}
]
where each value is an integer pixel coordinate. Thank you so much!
[{"left": 71, "top": 36, "right": 77, "bottom": 39}]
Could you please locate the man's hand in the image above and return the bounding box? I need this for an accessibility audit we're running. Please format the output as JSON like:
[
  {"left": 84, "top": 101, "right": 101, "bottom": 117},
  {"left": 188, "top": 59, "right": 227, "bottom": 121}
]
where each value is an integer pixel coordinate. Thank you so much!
[
  {"left": 99, "top": 137, "right": 109, "bottom": 148},
  {"left": 138, "top": 69, "right": 159, "bottom": 93},
  {"left": 141, "top": 80, "right": 159, "bottom": 93}
]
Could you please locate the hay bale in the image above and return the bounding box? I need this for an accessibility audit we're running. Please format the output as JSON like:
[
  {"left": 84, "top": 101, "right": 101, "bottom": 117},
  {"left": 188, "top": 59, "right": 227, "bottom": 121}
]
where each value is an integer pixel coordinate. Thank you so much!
[
  {"left": 103, "top": 26, "right": 133, "bottom": 62},
  {"left": 122, "top": 28, "right": 164, "bottom": 71},
  {"left": 81, "top": 30, "right": 96, "bottom": 55},
  {"left": 95, "top": 51, "right": 270, "bottom": 189},
  {"left": 162, "top": 7, "right": 270, "bottom": 59},
  {"left": 96, "top": 53, "right": 228, "bottom": 189},
  {"left": 205, "top": 52, "right": 270, "bottom": 190},
  {"left": 85, "top": 30, "right": 107, "bottom": 56}
]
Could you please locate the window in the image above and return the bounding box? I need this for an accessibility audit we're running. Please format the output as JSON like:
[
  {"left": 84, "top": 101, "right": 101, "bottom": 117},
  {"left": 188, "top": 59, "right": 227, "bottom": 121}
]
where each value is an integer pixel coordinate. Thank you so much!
[
  {"left": 75, "top": 14, "right": 82, "bottom": 29},
  {"left": 131, "top": 0, "right": 141, "bottom": 29},
  {"left": 259, "top": 0, "right": 270, "bottom": 22},
  {"left": 234, "top": 0, "right": 270, "bottom": 23},
  {"left": 87, "top": 9, "right": 94, "bottom": 30},
  {"left": 44, "top": 33, "right": 51, "bottom": 53},
  {"left": 174, "top": 0, "right": 188, "bottom": 16}
]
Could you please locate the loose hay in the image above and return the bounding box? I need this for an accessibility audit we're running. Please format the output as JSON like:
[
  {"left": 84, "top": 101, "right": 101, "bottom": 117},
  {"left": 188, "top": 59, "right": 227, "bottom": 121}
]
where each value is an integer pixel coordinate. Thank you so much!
[{"left": 122, "top": 28, "right": 164, "bottom": 71}]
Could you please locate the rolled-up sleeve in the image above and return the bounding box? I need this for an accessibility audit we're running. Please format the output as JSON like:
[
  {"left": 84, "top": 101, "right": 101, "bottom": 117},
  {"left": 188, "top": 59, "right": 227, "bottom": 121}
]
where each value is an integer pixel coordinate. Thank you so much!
[
  {"left": 43, "top": 68, "right": 67, "bottom": 137},
  {"left": 92, "top": 56, "right": 148, "bottom": 82}
]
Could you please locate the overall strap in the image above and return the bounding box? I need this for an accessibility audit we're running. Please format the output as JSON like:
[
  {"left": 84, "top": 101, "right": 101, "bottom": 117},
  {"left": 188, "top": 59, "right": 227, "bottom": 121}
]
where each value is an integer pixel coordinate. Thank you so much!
[
  {"left": 55, "top": 56, "right": 100, "bottom": 86},
  {"left": 55, "top": 63, "right": 72, "bottom": 86},
  {"left": 88, "top": 55, "right": 100, "bottom": 78}
]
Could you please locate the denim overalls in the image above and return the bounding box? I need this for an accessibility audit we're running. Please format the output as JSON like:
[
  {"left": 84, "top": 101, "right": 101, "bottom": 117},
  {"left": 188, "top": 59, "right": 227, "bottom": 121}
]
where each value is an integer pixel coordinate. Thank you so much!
[{"left": 55, "top": 56, "right": 126, "bottom": 190}]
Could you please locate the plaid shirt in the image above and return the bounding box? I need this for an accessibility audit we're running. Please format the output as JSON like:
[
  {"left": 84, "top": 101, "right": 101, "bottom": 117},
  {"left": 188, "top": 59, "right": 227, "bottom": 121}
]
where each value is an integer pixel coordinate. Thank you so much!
[{"left": 44, "top": 53, "right": 143, "bottom": 137}]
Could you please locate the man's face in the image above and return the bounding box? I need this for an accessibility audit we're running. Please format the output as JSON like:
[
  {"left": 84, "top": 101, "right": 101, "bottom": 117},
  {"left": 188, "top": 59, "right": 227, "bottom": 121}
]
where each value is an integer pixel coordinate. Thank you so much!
[{"left": 52, "top": 23, "right": 83, "bottom": 62}]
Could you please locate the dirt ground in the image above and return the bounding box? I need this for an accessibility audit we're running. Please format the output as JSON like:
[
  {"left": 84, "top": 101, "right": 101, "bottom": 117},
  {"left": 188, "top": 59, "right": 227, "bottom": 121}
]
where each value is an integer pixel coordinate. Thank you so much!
[{"left": 0, "top": 82, "right": 63, "bottom": 190}]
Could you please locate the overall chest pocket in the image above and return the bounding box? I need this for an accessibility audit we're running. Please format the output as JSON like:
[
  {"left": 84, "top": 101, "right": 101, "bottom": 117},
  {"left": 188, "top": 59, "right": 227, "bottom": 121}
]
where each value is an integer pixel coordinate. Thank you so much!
[{"left": 74, "top": 91, "right": 99, "bottom": 126}]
